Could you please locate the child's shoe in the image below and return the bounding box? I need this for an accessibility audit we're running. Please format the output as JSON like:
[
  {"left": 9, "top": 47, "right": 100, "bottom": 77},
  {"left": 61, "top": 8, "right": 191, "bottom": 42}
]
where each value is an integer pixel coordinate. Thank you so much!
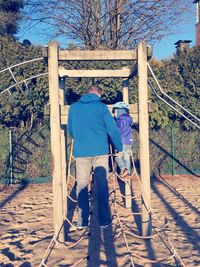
[
  {"left": 120, "top": 168, "right": 132, "bottom": 181},
  {"left": 70, "top": 221, "right": 88, "bottom": 231},
  {"left": 120, "top": 168, "right": 129, "bottom": 178},
  {"left": 122, "top": 174, "right": 131, "bottom": 182}
]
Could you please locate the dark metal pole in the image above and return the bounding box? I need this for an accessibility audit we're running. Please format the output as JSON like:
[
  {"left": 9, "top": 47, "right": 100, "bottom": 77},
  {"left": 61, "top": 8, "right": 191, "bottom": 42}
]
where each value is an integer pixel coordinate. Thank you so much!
[
  {"left": 171, "top": 124, "right": 175, "bottom": 176},
  {"left": 9, "top": 128, "right": 13, "bottom": 185}
]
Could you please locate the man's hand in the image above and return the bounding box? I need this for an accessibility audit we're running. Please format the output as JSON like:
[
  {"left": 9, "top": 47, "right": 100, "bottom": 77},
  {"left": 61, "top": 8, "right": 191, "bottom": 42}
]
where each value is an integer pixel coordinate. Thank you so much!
[{"left": 115, "top": 151, "right": 123, "bottom": 157}]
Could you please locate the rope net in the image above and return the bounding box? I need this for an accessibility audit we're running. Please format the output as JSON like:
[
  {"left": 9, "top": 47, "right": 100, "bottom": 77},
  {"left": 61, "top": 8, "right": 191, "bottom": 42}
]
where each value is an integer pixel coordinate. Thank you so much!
[{"left": 39, "top": 143, "right": 185, "bottom": 267}]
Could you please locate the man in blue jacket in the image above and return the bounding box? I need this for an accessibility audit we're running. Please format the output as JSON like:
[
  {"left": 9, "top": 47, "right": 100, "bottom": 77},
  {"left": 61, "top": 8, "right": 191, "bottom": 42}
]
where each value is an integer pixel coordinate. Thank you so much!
[{"left": 68, "top": 85, "right": 122, "bottom": 229}]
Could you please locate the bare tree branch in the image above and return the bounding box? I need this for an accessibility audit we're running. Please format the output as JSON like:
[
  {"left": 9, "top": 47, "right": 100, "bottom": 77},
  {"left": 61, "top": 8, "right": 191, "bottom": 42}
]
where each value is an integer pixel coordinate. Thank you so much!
[{"left": 22, "top": 0, "right": 193, "bottom": 49}]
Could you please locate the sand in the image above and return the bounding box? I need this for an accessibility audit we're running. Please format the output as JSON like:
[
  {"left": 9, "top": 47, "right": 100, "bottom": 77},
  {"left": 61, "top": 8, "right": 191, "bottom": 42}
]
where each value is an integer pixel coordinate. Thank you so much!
[{"left": 0, "top": 174, "right": 199, "bottom": 267}]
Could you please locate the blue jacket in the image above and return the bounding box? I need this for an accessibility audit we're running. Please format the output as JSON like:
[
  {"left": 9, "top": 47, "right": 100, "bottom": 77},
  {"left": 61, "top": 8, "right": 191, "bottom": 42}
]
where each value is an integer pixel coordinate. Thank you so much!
[
  {"left": 115, "top": 114, "right": 133, "bottom": 145},
  {"left": 68, "top": 94, "right": 122, "bottom": 157}
]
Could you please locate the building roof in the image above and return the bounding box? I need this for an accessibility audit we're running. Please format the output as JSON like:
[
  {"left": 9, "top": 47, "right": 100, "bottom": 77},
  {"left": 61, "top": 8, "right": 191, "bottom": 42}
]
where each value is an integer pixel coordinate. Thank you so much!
[{"left": 174, "top": 40, "right": 192, "bottom": 46}]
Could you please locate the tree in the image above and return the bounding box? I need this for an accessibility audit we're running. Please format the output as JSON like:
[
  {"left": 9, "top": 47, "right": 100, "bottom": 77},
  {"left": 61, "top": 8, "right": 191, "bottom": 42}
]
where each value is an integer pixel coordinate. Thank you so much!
[
  {"left": 0, "top": 0, "right": 25, "bottom": 36},
  {"left": 24, "top": 0, "right": 192, "bottom": 49}
]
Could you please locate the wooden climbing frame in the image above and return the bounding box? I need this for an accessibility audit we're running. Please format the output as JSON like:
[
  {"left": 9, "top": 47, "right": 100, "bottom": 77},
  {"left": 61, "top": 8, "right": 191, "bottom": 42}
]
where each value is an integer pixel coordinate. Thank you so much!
[{"left": 47, "top": 41, "right": 152, "bottom": 241}]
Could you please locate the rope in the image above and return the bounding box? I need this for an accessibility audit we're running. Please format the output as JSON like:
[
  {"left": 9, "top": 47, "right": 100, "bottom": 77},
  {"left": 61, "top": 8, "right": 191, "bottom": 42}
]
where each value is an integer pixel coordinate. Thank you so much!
[
  {"left": 124, "top": 230, "right": 158, "bottom": 239},
  {"left": 39, "top": 222, "right": 64, "bottom": 267},
  {"left": 70, "top": 257, "right": 88, "bottom": 267},
  {"left": 39, "top": 142, "right": 186, "bottom": 267},
  {"left": 109, "top": 147, "right": 185, "bottom": 266},
  {"left": 130, "top": 153, "right": 186, "bottom": 266},
  {"left": 131, "top": 252, "right": 176, "bottom": 263},
  {"left": 67, "top": 194, "right": 77, "bottom": 203},
  {"left": 109, "top": 151, "right": 135, "bottom": 266}
]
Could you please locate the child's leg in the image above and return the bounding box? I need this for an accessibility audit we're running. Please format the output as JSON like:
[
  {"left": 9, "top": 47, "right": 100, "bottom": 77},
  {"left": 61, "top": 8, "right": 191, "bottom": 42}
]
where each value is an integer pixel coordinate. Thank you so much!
[
  {"left": 115, "top": 145, "right": 126, "bottom": 174},
  {"left": 123, "top": 145, "right": 132, "bottom": 174},
  {"left": 115, "top": 156, "right": 125, "bottom": 173}
]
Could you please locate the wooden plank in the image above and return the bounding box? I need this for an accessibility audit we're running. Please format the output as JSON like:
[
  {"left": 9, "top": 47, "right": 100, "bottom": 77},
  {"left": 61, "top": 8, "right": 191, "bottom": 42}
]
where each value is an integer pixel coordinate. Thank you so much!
[
  {"left": 45, "top": 103, "right": 153, "bottom": 125},
  {"left": 61, "top": 112, "right": 138, "bottom": 125},
  {"left": 45, "top": 103, "right": 153, "bottom": 116},
  {"left": 59, "top": 104, "right": 138, "bottom": 115},
  {"left": 59, "top": 104, "right": 140, "bottom": 124},
  {"left": 59, "top": 78, "right": 67, "bottom": 237},
  {"left": 138, "top": 42, "right": 152, "bottom": 237},
  {"left": 59, "top": 50, "right": 137, "bottom": 61},
  {"left": 59, "top": 67, "right": 131, "bottom": 78},
  {"left": 48, "top": 42, "right": 65, "bottom": 242},
  {"left": 122, "top": 79, "right": 132, "bottom": 209},
  {"left": 59, "top": 104, "right": 153, "bottom": 115}
]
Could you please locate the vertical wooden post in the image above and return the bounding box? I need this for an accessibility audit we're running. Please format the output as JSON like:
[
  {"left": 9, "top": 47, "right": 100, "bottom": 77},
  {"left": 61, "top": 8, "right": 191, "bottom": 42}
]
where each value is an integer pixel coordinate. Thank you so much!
[
  {"left": 48, "top": 42, "right": 65, "bottom": 241},
  {"left": 195, "top": 1, "right": 200, "bottom": 47},
  {"left": 138, "top": 42, "right": 152, "bottom": 237},
  {"left": 196, "top": 0, "right": 200, "bottom": 24},
  {"left": 122, "top": 79, "right": 132, "bottom": 209},
  {"left": 122, "top": 79, "right": 129, "bottom": 103},
  {"left": 59, "top": 78, "right": 67, "bottom": 222}
]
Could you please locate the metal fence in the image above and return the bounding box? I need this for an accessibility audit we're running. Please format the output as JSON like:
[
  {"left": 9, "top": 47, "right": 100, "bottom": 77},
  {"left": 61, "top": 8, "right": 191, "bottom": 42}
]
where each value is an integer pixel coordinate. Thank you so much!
[
  {"left": 0, "top": 125, "right": 199, "bottom": 183},
  {"left": 133, "top": 126, "right": 199, "bottom": 176}
]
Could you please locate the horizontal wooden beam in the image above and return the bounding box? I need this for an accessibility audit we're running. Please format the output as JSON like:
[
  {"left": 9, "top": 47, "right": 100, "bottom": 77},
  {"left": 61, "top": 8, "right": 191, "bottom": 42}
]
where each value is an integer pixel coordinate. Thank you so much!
[
  {"left": 59, "top": 67, "right": 131, "bottom": 78},
  {"left": 44, "top": 43, "right": 153, "bottom": 61},
  {"left": 59, "top": 50, "right": 137, "bottom": 61},
  {"left": 59, "top": 104, "right": 139, "bottom": 124},
  {"left": 60, "top": 104, "right": 139, "bottom": 114},
  {"left": 44, "top": 103, "right": 154, "bottom": 125}
]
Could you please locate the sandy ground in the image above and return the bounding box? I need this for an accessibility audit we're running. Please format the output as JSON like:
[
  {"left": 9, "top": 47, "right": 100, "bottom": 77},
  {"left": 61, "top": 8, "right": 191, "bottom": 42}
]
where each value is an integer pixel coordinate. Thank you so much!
[{"left": 0, "top": 174, "right": 200, "bottom": 267}]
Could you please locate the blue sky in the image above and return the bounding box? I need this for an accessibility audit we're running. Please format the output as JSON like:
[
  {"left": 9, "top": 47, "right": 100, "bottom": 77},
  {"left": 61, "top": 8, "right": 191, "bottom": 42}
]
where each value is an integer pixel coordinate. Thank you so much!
[
  {"left": 18, "top": 9, "right": 196, "bottom": 61},
  {"left": 153, "top": 17, "right": 196, "bottom": 60}
]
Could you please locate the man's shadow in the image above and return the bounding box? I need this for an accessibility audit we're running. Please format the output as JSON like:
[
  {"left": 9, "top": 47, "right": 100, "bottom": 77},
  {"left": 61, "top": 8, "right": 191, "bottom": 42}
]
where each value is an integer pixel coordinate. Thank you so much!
[{"left": 87, "top": 167, "right": 117, "bottom": 267}]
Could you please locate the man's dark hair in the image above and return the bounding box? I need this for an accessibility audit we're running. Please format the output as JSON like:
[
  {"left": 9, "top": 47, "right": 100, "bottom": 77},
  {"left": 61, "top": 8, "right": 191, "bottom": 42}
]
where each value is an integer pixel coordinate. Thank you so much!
[{"left": 87, "top": 85, "right": 102, "bottom": 95}]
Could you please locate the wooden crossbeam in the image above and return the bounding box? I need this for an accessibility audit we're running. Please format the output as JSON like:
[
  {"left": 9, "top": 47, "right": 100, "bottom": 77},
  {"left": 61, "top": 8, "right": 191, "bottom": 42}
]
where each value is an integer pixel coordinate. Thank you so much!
[
  {"left": 42, "top": 46, "right": 152, "bottom": 62},
  {"left": 58, "top": 50, "right": 137, "bottom": 61},
  {"left": 60, "top": 104, "right": 139, "bottom": 124},
  {"left": 44, "top": 103, "right": 154, "bottom": 125},
  {"left": 60, "top": 103, "right": 138, "bottom": 114},
  {"left": 59, "top": 67, "right": 131, "bottom": 78}
]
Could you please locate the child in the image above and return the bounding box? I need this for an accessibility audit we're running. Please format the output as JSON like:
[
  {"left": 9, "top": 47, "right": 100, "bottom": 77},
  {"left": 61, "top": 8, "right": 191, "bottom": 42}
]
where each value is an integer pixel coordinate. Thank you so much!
[{"left": 113, "top": 102, "right": 133, "bottom": 181}]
